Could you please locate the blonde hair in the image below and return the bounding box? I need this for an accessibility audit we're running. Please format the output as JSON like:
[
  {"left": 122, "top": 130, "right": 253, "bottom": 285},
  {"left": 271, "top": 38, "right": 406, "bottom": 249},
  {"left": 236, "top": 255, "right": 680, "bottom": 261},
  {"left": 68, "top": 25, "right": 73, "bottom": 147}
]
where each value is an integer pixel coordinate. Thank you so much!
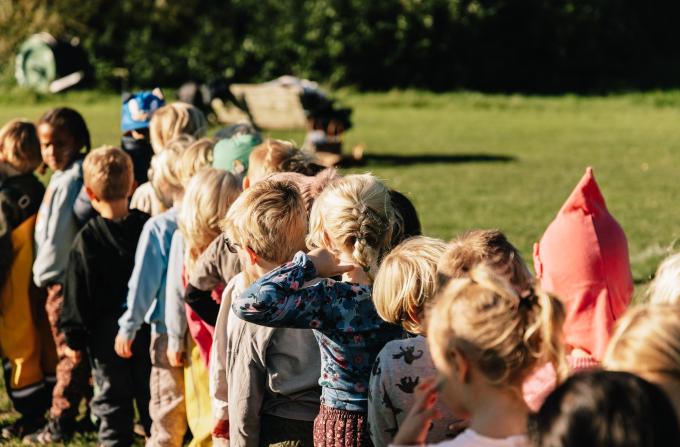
[
  {"left": 438, "top": 229, "right": 533, "bottom": 293},
  {"left": 248, "top": 139, "right": 318, "bottom": 179},
  {"left": 604, "top": 304, "right": 680, "bottom": 382},
  {"left": 179, "top": 168, "right": 241, "bottom": 273},
  {"left": 0, "top": 119, "right": 41, "bottom": 173},
  {"left": 646, "top": 253, "right": 680, "bottom": 305},
  {"left": 149, "top": 135, "right": 194, "bottom": 206},
  {"left": 307, "top": 174, "right": 395, "bottom": 280},
  {"left": 428, "top": 265, "right": 566, "bottom": 387},
  {"left": 180, "top": 137, "right": 215, "bottom": 186},
  {"left": 221, "top": 179, "right": 307, "bottom": 266},
  {"left": 373, "top": 236, "right": 447, "bottom": 334},
  {"left": 149, "top": 102, "right": 207, "bottom": 154},
  {"left": 83, "top": 146, "right": 133, "bottom": 201}
]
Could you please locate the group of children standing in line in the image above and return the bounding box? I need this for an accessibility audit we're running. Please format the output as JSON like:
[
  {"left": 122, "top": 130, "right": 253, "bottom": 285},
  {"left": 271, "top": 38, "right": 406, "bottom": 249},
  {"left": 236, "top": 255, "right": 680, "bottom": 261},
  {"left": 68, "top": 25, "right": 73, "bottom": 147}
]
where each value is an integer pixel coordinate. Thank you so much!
[{"left": 1, "top": 89, "right": 680, "bottom": 447}]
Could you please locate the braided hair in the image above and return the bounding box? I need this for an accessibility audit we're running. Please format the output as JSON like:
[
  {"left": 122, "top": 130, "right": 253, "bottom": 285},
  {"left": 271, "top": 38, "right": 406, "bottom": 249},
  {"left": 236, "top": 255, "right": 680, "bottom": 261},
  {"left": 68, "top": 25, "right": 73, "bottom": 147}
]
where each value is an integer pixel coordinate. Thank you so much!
[{"left": 307, "top": 173, "right": 396, "bottom": 281}]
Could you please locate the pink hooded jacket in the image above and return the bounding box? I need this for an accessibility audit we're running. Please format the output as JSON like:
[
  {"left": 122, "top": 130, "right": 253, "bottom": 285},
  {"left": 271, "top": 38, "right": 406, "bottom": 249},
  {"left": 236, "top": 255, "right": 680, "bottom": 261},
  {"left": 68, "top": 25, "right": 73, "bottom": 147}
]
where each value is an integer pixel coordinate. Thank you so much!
[
  {"left": 524, "top": 167, "right": 633, "bottom": 410},
  {"left": 532, "top": 167, "right": 633, "bottom": 360}
]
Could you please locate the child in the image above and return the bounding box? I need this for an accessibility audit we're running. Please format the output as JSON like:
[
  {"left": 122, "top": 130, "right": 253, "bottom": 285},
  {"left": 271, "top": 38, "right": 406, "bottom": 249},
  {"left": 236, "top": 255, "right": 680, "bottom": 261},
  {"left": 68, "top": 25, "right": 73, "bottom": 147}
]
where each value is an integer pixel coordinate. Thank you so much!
[
  {"left": 212, "top": 128, "right": 262, "bottom": 177},
  {"left": 232, "top": 173, "right": 404, "bottom": 446},
  {"left": 121, "top": 88, "right": 165, "bottom": 185},
  {"left": 528, "top": 371, "right": 680, "bottom": 447},
  {"left": 0, "top": 119, "right": 54, "bottom": 439},
  {"left": 213, "top": 179, "right": 321, "bottom": 446},
  {"left": 369, "top": 236, "right": 462, "bottom": 447},
  {"left": 30, "top": 107, "right": 93, "bottom": 443},
  {"left": 524, "top": 167, "right": 631, "bottom": 410},
  {"left": 58, "top": 146, "right": 152, "bottom": 446},
  {"left": 165, "top": 168, "right": 241, "bottom": 447},
  {"left": 603, "top": 304, "right": 680, "bottom": 423},
  {"left": 131, "top": 102, "right": 207, "bottom": 216},
  {"left": 243, "top": 139, "right": 325, "bottom": 189},
  {"left": 645, "top": 252, "right": 680, "bottom": 304},
  {"left": 393, "top": 265, "right": 565, "bottom": 447},
  {"left": 436, "top": 229, "right": 534, "bottom": 293},
  {"left": 185, "top": 169, "right": 336, "bottom": 327},
  {"left": 115, "top": 137, "right": 191, "bottom": 447},
  {"left": 389, "top": 189, "right": 422, "bottom": 246}
]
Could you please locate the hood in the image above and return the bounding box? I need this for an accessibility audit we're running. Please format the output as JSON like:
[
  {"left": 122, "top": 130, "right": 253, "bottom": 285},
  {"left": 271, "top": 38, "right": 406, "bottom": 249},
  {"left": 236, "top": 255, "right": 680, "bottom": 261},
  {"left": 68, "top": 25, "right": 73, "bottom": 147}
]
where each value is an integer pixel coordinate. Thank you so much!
[{"left": 533, "top": 167, "right": 633, "bottom": 360}]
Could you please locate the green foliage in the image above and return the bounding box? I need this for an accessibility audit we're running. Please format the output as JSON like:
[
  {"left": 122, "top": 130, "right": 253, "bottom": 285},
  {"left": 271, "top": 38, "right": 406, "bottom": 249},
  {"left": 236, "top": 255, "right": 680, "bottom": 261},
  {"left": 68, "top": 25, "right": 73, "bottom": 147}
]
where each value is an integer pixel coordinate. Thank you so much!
[{"left": 3, "top": 1, "right": 680, "bottom": 91}]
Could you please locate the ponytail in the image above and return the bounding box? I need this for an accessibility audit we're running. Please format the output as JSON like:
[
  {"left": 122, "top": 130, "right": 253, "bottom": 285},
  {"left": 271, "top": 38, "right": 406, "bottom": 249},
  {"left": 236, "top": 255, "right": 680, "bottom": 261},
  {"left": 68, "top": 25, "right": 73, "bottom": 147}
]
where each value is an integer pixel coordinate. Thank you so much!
[{"left": 428, "top": 264, "right": 566, "bottom": 386}]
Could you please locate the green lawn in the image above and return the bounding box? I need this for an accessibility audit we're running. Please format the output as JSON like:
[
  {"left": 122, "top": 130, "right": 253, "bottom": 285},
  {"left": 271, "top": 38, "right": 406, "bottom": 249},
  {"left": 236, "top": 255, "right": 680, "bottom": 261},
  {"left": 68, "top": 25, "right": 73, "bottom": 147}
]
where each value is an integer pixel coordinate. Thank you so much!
[{"left": 1, "top": 89, "right": 679, "bottom": 444}]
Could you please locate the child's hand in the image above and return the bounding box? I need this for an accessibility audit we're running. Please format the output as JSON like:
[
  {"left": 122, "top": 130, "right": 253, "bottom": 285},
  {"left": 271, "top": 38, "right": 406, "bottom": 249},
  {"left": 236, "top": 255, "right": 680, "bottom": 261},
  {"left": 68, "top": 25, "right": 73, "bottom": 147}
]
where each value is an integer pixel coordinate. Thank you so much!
[
  {"left": 307, "top": 248, "right": 355, "bottom": 278},
  {"left": 392, "top": 378, "right": 442, "bottom": 446},
  {"left": 114, "top": 335, "right": 134, "bottom": 358},
  {"left": 167, "top": 349, "right": 184, "bottom": 367},
  {"left": 212, "top": 419, "right": 230, "bottom": 439},
  {"left": 63, "top": 346, "right": 81, "bottom": 363}
]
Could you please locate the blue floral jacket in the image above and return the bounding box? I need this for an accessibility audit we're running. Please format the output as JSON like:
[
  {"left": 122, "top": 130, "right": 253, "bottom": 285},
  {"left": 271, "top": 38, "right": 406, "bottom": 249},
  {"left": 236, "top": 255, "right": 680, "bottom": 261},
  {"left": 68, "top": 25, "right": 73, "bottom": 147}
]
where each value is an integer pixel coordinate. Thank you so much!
[{"left": 232, "top": 251, "right": 403, "bottom": 413}]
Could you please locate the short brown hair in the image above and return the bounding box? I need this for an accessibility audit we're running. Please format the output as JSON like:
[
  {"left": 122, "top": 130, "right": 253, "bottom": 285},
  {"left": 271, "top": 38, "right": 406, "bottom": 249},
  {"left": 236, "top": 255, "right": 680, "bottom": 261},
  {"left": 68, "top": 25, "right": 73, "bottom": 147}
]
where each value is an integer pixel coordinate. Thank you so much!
[
  {"left": 248, "top": 139, "right": 321, "bottom": 179},
  {"left": 0, "top": 119, "right": 41, "bottom": 173},
  {"left": 83, "top": 146, "right": 134, "bottom": 201},
  {"left": 221, "top": 179, "right": 307, "bottom": 265},
  {"left": 437, "top": 229, "right": 533, "bottom": 293}
]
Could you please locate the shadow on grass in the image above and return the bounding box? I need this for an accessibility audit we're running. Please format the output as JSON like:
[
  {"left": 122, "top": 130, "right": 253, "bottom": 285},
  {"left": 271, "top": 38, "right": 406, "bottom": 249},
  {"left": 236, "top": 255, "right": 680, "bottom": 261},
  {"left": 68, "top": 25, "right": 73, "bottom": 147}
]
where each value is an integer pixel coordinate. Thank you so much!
[{"left": 341, "top": 153, "right": 516, "bottom": 167}]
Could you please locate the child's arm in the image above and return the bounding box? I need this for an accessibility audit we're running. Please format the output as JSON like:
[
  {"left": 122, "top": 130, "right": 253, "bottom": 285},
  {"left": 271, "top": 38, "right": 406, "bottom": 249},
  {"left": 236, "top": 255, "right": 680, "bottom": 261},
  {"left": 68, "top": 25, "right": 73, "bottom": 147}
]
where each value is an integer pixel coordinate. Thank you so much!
[
  {"left": 231, "top": 250, "right": 357, "bottom": 329},
  {"left": 58, "top": 234, "right": 91, "bottom": 352},
  {"left": 116, "top": 222, "right": 163, "bottom": 356},
  {"left": 165, "top": 231, "right": 187, "bottom": 366},
  {"left": 33, "top": 180, "right": 81, "bottom": 287}
]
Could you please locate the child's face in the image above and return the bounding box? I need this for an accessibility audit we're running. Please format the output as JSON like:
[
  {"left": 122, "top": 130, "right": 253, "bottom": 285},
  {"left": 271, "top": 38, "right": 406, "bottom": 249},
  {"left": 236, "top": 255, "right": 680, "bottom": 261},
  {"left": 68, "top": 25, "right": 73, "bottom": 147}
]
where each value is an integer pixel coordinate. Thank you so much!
[{"left": 38, "top": 123, "right": 78, "bottom": 171}]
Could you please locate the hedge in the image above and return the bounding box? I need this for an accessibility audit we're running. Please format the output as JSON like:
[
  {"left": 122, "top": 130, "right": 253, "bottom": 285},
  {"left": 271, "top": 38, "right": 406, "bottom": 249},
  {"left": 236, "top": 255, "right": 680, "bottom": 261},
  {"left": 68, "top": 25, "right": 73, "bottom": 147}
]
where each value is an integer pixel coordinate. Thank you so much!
[{"left": 3, "top": 0, "right": 680, "bottom": 92}]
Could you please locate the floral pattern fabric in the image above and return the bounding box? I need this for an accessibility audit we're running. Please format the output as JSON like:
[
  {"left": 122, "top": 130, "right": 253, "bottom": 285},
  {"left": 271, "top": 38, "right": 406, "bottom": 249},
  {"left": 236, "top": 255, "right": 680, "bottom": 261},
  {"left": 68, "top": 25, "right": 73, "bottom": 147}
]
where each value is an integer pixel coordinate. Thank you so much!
[{"left": 232, "top": 251, "right": 403, "bottom": 412}]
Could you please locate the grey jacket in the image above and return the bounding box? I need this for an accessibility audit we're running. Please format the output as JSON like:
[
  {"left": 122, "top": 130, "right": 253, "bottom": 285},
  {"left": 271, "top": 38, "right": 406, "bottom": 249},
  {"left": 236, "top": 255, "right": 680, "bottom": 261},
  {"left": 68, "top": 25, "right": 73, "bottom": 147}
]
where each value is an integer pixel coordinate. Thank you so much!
[
  {"left": 211, "top": 273, "right": 321, "bottom": 447},
  {"left": 33, "top": 159, "right": 83, "bottom": 287}
]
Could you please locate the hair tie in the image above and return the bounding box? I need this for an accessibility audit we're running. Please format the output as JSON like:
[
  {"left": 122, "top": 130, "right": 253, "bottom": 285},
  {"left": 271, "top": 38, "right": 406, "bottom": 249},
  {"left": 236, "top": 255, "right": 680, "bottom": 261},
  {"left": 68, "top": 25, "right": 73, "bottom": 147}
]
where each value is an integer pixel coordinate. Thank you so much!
[{"left": 363, "top": 265, "right": 371, "bottom": 273}]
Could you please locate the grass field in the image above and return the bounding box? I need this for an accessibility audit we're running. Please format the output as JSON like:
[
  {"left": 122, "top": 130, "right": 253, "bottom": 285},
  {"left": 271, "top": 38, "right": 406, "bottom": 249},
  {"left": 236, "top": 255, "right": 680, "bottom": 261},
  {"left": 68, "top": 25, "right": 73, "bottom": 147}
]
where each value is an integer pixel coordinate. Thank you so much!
[{"left": 1, "top": 89, "right": 680, "bottom": 444}]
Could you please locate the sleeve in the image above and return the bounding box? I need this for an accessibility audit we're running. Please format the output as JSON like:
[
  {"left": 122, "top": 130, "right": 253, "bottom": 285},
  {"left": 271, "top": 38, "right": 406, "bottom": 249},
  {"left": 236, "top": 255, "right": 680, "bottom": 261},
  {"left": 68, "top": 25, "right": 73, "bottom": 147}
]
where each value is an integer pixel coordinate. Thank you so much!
[
  {"left": 227, "top": 323, "right": 268, "bottom": 447},
  {"left": 185, "top": 284, "right": 220, "bottom": 326},
  {"left": 189, "top": 235, "right": 225, "bottom": 291},
  {"left": 369, "top": 351, "right": 399, "bottom": 447},
  {"left": 58, "top": 236, "right": 90, "bottom": 351},
  {"left": 33, "top": 180, "right": 81, "bottom": 287},
  {"left": 210, "top": 287, "right": 234, "bottom": 421},
  {"left": 165, "top": 231, "right": 187, "bottom": 353},
  {"left": 117, "top": 222, "right": 163, "bottom": 341},
  {"left": 231, "top": 251, "right": 357, "bottom": 330},
  {"left": 73, "top": 186, "right": 96, "bottom": 225}
]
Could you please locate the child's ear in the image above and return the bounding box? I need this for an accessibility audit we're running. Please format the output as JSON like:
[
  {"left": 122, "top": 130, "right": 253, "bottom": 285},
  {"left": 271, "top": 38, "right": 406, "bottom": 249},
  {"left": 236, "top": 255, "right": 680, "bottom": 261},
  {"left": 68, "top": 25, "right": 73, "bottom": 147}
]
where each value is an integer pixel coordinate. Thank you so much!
[
  {"left": 128, "top": 180, "right": 137, "bottom": 198},
  {"left": 84, "top": 186, "right": 98, "bottom": 202},
  {"left": 323, "top": 230, "right": 333, "bottom": 249},
  {"left": 449, "top": 348, "right": 469, "bottom": 384},
  {"left": 406, "top": 308, "right": 421, "bottom": 328},
  {"left": 242, "top": 176, "right": 250, "bottom": 190},
  {"left": 245, "top": 246, "right": 258, "bottom": 266}
]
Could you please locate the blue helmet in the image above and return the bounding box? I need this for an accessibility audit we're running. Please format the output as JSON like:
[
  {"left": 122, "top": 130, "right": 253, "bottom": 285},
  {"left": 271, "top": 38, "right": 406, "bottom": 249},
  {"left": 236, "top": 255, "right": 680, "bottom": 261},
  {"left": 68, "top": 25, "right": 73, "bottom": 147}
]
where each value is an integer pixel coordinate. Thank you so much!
[{"left": 121, "top": 90, "right": 165, "bottom": 132}]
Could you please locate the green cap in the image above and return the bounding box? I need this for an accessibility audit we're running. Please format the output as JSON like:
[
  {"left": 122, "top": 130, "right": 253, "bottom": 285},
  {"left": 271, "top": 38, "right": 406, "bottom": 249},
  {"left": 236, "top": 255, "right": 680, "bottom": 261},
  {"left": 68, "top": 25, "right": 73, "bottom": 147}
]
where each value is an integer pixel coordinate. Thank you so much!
[{"left": 212, "top": 133, "right": 262, "bottom": 175}]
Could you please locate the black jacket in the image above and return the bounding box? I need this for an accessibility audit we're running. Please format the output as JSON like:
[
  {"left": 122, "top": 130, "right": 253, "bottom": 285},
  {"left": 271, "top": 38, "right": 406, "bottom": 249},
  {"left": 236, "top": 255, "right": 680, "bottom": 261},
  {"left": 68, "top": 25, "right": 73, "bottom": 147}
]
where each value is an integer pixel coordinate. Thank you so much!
[
  {"left": 59, "top": 209, "right": 150, "bottom": 351},
  {"left": 0, "top": 173, "right": 44, "bottom": 290}
]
